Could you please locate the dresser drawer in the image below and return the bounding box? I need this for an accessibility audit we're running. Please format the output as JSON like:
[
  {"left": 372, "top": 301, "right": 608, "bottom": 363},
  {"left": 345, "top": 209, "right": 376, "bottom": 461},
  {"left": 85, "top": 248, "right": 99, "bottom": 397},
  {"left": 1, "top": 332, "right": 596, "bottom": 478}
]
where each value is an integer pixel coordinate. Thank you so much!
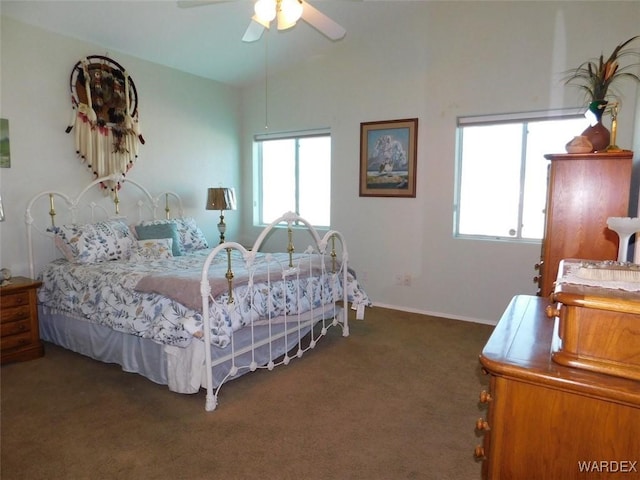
[
  {"left": 1, "top": 304, "right": 31, "bottom": 324},
  {"left": 1, "top": 317, "right": 31, "bottom": 338},
  {"left": 1, "top": 330, "right": 33, "bottom": 350},
  {"left": 0, "top": 291, "right": 30, "bottom": 309}
]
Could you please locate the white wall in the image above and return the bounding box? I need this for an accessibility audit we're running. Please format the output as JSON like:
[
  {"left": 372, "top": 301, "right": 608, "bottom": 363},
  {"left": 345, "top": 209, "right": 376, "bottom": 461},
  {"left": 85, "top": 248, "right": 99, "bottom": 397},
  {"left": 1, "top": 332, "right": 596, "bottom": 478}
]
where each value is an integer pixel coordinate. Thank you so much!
[
  {"left": 240, "top": 1, "right": 640, "bottom": 323},
  {"left": 0, "top": 16, "right": 241, "bottom": 275},
  {"left": 1, "top": 3, "right": 639, "bottom": 325}
]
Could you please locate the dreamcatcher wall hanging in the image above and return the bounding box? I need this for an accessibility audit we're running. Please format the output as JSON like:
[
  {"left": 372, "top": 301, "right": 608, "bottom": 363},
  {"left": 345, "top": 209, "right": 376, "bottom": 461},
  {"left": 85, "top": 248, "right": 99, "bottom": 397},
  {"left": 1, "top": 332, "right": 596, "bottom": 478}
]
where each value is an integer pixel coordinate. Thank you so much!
[{"left": 65, "top": 55, "right": 144, "bottom": 192}]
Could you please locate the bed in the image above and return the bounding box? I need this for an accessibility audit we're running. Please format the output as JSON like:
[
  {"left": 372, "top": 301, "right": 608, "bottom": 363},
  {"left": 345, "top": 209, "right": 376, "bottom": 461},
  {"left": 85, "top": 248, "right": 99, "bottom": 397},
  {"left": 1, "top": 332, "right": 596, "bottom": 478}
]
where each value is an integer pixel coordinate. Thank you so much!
[{"left": 26, "top": 175, "right": 370, "bottom": 411}]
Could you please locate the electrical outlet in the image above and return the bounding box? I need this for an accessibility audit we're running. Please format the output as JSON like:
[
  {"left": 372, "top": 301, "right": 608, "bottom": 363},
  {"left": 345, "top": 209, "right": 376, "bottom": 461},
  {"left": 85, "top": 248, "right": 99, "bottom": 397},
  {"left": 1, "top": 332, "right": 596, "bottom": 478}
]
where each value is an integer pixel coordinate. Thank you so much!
[{"left": 393, "top": 273, "right": 411, "bottom": 286}]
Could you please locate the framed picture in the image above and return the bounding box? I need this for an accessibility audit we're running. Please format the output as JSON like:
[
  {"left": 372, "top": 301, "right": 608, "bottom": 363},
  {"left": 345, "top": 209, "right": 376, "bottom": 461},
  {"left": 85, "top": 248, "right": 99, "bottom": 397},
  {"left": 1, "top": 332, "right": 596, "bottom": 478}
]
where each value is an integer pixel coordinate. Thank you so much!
[{"left": 359, "top": 118, "right": 418, "bottom": 197}]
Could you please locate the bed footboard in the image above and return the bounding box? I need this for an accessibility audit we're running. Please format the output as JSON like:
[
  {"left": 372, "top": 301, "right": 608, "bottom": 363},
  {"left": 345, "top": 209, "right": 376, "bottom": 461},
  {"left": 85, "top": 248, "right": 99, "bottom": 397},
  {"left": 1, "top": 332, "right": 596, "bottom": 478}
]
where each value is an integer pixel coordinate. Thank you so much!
[{"left": 200, "top": 211, "right": 351, "bottom": 412}]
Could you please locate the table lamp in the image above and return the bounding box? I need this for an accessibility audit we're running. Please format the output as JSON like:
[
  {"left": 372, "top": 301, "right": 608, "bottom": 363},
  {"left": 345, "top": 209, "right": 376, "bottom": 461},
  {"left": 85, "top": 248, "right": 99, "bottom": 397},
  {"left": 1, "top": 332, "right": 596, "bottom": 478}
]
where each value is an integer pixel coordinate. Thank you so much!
[{"left": 206, "top": 187, "right": 237, "bottom": 243}]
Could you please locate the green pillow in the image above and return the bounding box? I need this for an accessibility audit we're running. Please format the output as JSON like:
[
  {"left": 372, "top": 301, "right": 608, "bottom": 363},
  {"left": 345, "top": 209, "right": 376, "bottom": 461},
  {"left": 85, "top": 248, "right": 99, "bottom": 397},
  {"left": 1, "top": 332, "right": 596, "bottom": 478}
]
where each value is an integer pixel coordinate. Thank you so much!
[{"left": 135, "top": 222, "right": 182, "bottom": 256}]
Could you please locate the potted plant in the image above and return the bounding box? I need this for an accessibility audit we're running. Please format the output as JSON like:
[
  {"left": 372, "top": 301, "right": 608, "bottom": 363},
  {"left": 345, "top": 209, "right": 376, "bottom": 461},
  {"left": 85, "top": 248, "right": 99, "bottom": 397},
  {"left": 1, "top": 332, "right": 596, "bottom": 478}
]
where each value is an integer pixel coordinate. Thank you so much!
[{"left": 563, "top": 35, "right": 640, "bottom": 151}]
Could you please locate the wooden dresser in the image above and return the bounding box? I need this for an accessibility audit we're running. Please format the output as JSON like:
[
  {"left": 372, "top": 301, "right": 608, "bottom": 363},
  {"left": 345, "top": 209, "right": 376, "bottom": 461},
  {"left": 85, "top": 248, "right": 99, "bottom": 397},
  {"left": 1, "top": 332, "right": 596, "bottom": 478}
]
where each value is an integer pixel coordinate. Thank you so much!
[
  {"left": 536, "top": 151, "right": 632, "bottom": 297},
  {"left": 1, "top": 276, "right": 44, "bottom": 364},
  {"left": 476, "top": 295, "right": 640, "bottom": 480}
]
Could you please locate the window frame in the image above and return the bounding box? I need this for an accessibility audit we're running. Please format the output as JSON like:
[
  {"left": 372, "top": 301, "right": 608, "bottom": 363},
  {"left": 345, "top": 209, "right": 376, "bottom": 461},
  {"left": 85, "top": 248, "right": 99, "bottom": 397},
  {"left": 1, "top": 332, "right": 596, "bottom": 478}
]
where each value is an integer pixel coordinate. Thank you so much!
[
  {"left": 253, "top": 128, "right": 331, "bottom": 228},
  {"left": 453, "top": 108, "right": 587, "bottom": 243}
]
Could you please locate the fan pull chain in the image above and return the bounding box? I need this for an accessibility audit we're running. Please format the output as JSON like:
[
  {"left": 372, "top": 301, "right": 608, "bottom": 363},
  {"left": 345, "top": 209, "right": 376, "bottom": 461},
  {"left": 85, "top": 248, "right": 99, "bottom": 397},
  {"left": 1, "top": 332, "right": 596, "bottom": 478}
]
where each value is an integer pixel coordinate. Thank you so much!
[{"left": 264, "top": 32, "right": 269, "bottom": 130}]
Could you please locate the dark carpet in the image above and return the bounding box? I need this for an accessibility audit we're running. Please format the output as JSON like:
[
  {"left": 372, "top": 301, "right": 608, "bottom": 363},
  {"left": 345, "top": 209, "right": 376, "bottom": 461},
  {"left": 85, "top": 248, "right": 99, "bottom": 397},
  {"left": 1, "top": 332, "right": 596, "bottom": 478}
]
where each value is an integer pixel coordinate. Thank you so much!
[{"left": 1, "top": 307, "right": 494, "bottom": 480}]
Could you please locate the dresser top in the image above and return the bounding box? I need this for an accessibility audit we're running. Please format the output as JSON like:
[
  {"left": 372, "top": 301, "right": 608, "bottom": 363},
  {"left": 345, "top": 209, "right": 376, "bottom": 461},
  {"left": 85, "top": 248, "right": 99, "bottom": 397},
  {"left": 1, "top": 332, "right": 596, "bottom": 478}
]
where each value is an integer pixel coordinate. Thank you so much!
[
  {"left": 544, "top": 150, "right": 633, "bottom": 161},
  {"left": 479, "top": 295, "right": 640, "bottom": 406}
]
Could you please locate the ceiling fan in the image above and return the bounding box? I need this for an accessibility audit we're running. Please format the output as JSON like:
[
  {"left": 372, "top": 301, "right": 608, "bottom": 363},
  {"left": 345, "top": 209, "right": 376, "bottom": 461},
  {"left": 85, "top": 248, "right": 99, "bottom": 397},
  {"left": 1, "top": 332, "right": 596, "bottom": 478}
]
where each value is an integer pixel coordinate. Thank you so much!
[{"left": 177, "top": 0, "right": 346, "bottom": 43}]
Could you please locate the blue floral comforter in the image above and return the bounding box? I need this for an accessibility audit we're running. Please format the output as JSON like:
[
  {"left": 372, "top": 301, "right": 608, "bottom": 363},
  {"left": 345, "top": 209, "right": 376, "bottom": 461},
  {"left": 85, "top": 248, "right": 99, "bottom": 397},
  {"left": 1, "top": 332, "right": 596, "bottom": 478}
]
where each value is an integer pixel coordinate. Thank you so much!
[{"left": 37, "top": 249, "right": 369, "bottom": 349}]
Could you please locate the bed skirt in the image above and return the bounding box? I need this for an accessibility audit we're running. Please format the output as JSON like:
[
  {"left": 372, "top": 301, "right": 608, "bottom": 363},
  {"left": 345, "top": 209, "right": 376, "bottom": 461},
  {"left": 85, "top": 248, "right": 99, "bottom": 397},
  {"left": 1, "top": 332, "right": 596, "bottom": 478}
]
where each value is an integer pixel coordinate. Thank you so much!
[{"left": 38, "top": 307, "right": 326, "bottom": 394}]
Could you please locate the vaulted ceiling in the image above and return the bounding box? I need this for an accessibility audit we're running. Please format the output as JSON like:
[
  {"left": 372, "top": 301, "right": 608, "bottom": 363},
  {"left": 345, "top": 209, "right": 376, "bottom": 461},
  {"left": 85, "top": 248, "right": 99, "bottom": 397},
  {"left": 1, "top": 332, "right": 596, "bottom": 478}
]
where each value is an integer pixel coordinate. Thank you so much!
[{"left": 2, "top": 0, "right": 386, "bottom": 88}]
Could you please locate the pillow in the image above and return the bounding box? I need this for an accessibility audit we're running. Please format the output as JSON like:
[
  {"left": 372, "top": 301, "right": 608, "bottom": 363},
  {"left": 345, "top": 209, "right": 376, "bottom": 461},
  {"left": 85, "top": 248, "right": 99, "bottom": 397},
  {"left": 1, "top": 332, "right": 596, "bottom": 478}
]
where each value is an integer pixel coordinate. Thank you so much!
[
  {"left": 176, "top": 217, "right": 209, "bottom": 252},
  {"left": 137, "top": 217, "right": 208, "bottom": 253},
  {"left": 135, "top": 222, "right": 182, "bottom": 256},
  {"left": 51, "top": 219, "right": 135, "bottom": 264},
  {"left": 129, "top": 238, "right": 173, "bottom": 262}
]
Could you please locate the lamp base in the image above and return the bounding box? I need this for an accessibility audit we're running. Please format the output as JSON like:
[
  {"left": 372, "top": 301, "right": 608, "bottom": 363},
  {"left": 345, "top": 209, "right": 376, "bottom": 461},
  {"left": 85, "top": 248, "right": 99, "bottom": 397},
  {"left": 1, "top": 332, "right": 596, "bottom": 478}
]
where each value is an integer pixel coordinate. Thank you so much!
[{"left": 217, "top": 213, "right": 226, "bottom": 244}]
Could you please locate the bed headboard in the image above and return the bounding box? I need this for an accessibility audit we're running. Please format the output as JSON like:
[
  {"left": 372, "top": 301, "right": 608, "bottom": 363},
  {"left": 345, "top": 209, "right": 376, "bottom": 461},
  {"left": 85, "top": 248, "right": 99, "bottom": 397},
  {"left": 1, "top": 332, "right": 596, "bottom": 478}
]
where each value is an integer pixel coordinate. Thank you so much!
[{"left": 25, "top": 174, "right": 184, "bottom": 278}]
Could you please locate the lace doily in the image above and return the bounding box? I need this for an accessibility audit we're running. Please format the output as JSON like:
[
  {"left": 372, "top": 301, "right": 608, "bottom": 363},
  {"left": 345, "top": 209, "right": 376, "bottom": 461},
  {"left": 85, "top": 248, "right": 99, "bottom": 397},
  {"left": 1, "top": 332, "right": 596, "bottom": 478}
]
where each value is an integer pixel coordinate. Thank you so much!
[{"left": 559, "top": 261, "right": 640, "bottom": 292}]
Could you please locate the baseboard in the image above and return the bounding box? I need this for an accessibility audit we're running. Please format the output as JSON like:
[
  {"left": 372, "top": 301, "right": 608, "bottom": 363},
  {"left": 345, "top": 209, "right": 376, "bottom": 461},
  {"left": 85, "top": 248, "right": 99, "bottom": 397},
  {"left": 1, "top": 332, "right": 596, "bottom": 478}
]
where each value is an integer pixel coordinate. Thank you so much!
[{"left": 370, "top": 302, "right": 497, "bottom": 326}]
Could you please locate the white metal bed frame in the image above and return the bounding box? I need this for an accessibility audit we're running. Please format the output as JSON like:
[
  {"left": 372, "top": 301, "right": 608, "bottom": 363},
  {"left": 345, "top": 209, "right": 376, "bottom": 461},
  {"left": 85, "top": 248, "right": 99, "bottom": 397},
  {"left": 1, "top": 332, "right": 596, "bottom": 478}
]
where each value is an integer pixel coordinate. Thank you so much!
[
  {"left": 199, "top": 212, "right": 350, "bottom": 411},
  {"left": 25, "top": 175, "right": 353, "bottom": 412}
]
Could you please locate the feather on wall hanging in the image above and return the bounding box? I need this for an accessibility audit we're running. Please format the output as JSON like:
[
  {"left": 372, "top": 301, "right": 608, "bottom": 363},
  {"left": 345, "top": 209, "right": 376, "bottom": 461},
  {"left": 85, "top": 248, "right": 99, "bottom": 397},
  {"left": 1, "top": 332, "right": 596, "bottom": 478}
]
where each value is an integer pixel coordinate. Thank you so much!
[{"left": 65, "top": 55, "right": 144, "bottom": 193}]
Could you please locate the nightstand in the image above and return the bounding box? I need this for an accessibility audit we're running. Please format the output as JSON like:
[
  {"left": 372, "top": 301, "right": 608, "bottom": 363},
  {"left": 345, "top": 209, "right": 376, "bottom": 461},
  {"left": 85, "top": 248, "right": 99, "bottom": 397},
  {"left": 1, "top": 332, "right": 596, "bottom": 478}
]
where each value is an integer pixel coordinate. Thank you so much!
[{"left": 1, "top": 276, "right": 44, "bottom": 364}]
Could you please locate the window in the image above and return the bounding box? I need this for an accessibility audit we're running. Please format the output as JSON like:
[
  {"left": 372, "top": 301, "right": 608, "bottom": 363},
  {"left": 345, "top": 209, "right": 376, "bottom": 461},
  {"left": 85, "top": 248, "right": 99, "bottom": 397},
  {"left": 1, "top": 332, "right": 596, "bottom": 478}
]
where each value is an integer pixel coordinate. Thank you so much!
[
  {"left": 254, "top": 131, "right": 331, "bottom": 227},
  {"left": 454, "top": 110, "right": 590, "bottom": 241}
]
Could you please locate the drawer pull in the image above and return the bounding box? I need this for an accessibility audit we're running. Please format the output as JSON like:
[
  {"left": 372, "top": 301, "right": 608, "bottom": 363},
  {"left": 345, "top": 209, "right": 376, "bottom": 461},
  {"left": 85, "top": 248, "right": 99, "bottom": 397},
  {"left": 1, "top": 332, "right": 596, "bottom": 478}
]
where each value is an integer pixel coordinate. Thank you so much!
[
  {"left": 479, "top": 390, "right": 492, "bottom": 403},
  {"left": 474, "top": 445, "right": 486, "bottom": 461},
  {"left": 545, "top": 304, "right": 561, "bottom": 318},
  {"left": 475, "top": 418, "right": 491, "bottom": 431}
]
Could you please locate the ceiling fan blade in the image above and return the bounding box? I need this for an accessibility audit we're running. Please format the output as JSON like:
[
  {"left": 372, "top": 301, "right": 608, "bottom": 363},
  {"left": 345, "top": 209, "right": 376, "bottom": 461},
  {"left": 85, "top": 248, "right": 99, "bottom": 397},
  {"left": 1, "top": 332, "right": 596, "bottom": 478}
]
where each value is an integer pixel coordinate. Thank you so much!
[
  {"left": 242, "top": 17, "right": 267, "bottom": 42},
  {"left": 300, "top": 1, "right": 346, "bottom": 41},
  {"left": 177, "top": 0, "right": 230, "bottom": 8}
]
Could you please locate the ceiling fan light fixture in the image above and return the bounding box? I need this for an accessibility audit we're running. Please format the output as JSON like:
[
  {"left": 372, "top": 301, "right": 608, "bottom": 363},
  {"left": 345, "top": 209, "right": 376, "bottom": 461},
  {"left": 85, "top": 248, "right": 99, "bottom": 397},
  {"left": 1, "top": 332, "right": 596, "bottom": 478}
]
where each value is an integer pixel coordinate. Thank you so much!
[
  {"left": 254, "top": 0, "right": 276, "bottom": 23},
  {"left": 277, "top": 0, "right": 303, "bottom": 30}
]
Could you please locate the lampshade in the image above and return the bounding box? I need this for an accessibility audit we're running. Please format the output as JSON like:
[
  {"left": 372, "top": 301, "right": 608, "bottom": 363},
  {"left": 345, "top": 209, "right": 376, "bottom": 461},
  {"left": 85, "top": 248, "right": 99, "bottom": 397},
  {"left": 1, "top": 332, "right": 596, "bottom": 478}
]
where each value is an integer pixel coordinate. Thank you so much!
[{"left": 206, "top": 187, "right": 237, "bottom": 212}]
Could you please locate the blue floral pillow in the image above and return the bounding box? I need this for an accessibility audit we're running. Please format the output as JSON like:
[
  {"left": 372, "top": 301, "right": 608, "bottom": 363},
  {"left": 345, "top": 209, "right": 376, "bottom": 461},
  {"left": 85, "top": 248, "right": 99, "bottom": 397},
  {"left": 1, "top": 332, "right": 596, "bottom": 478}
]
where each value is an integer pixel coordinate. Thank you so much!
[
  {"left": 52, "top": 219, "right": 135, "bottom": 264},
  {"left": 176, "top": 217, "right": 209, "bottom": 252}
]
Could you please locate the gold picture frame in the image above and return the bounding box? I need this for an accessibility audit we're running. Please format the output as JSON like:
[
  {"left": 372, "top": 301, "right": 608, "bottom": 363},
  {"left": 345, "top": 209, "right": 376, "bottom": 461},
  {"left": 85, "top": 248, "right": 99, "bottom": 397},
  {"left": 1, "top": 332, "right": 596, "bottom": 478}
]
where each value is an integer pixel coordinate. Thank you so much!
[{"left": 359, "top": 118, "right": 418, "bottom": 197}]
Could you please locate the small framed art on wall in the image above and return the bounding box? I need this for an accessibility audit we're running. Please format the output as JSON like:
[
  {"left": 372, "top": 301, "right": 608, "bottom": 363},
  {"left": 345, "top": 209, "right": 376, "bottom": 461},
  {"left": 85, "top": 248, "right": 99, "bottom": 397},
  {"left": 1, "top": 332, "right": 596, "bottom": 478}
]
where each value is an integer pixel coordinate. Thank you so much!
[{"left": 359, "top": 118, "right": 418, "bottom": 198}]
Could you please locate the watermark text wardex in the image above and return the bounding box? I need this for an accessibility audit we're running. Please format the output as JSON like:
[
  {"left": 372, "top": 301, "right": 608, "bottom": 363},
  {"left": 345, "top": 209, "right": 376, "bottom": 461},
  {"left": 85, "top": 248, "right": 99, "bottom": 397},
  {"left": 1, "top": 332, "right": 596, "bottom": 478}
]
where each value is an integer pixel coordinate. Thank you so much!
[{"left": 578, "top": 460, "right": 638, "bottom": 473}]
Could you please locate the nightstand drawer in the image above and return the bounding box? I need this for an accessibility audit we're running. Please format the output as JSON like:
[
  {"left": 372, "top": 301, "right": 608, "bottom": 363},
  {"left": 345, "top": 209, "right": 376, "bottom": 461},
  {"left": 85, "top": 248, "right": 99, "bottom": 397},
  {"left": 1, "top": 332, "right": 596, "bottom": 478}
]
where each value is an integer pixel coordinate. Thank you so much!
[
  {"left": 1, "top": 330, "right": 33, "bottom": 350},
  {"left": 1, "top": 318, "right": 31, "bottom": 337},
  {"left": 0, "top": 291, "right": 30, "bottom": 309},
  {"left": 1, "top": 304, "right": 31, "bottom": 324}
]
